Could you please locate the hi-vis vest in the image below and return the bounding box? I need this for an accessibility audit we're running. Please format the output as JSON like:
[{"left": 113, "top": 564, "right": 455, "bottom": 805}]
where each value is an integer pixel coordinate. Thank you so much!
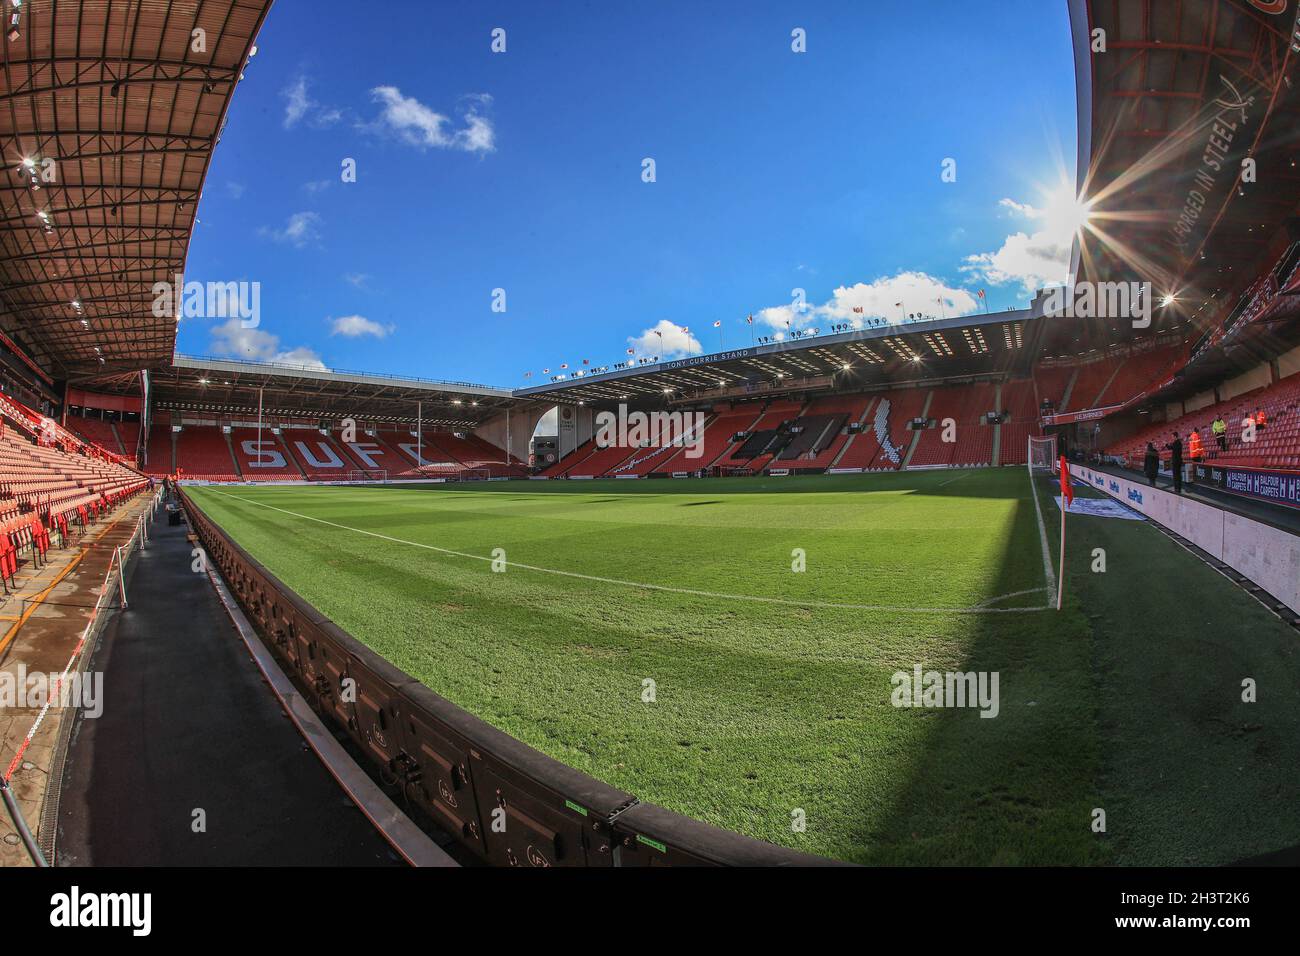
[{"left": 1189, "top": 433, "right": 1203, "bottom": 456}]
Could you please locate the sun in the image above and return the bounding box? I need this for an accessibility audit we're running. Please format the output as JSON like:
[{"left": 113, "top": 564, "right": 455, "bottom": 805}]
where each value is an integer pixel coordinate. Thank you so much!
[{"left": 1041, "top": 181, "right": 1094, "bottom": 239}]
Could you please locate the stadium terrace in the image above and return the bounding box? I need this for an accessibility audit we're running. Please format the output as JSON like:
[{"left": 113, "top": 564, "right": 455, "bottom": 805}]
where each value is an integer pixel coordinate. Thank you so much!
[{"left": 2, "top": 1, "right": 1300, "bottom": 932}]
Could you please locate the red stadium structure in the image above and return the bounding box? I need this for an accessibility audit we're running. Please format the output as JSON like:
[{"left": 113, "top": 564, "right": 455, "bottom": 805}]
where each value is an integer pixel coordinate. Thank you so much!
[{"left": 2, "top": 0, "right": 1300, "bottom": 884}]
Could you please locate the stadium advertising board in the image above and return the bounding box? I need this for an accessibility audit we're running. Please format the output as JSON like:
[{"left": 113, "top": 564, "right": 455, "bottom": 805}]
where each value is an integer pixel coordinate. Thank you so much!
[
  {"left": 1070, "top": 464, "right": 1300, "bottom": 616},
  {"left": 1198, "top": 465, "right": 1300, "bottom": 510}
]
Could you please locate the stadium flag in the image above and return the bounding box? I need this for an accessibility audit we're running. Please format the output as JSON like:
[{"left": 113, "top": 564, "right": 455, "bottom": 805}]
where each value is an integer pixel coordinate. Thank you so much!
[
  {"left": 852, "top": 306, "right": 864, "bottom": 314},
  {"left": 560, "top": 363, "right": 568, "bottom": 369},
  {"left": 582, "top": 358, "right": 589, "bottom": 365},
  {"left": 1057, "top": 455, "right": 1072, "bottom": 610},
  {"left": 712, "top": 320, "right": 721, "bottom": 327},
  {"left": 626, "top": 347, "right": 635, "bottom": 355}
]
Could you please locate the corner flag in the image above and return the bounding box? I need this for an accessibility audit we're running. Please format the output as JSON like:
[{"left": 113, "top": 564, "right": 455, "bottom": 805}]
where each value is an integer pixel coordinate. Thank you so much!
[{"left": 1056, "top": 456, "right": 1071, "bottom": 610}]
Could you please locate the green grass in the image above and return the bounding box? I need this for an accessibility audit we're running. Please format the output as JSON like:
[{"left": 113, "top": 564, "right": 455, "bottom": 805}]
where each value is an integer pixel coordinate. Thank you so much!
[{"left": 186, "top": 468, "right": 1300, "bottom": 864}]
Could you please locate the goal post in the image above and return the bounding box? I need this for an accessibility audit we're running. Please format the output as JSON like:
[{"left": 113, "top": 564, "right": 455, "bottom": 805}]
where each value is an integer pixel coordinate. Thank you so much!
[
  {"left": 1028, "top": 435, "right": 1058, "bottom": 478},
  {"left": 346, "top": 469, "right": 387, "bottom": 484}
]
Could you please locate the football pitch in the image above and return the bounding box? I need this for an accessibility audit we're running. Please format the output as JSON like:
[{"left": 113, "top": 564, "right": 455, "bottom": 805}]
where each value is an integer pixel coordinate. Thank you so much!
[{"left": 186, "top": 469, "right": 1300, "bottom": 865}]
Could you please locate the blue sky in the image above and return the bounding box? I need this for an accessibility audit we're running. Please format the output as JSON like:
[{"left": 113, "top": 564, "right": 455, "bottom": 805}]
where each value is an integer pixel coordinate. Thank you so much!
[{"left": 180, "top": 0, "right": 1079, "bottom": 387}]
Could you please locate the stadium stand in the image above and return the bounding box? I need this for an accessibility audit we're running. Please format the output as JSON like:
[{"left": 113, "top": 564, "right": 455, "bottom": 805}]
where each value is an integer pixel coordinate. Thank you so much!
[
  {"left": 998, "top": 379, "right": 1041, "bottom": 466},
  {"left": 606, "top": 412, "right": 715, "bottom": 477},
  {"left": 383, "top": 430, "right": 470, "bottom": 476},
  {"left": 835, "top": 387, "right": 929, "bottom": 470},
  {"left": 143, "top": 425, "right": 175, "bottom": 476},
  {"left": 1032, "top": 364, "right": 1075, "bottom": 415},
  {"left": 363, "top": 432, "right": 430, "bottom": 477},
  {"left": 1106, "top": 372, "right": 1300, "bottom": 471},
  {"left": 716, "top": 400, "right": 806, "bottom": 472},
  {"left": 907, "top": 383, "right": 996, "bottom": 468},
  {"left": 557, "top": 439, "right": 636, "bottom": 478},
  {"left": 66, "top": 417, "right": 125, "bottom": 455},
  {"left": 653, "top": 403, "right": 765, "bottom": 475},
  {"left": 1, "top": 406, "right": 150, "bottom": 581},
  {"left": 1094, "top": 344, "right": 1184, "bottom": 407},
  {"left": 1061, "top": 360, "right": 1114, "bottom": 411},
  {"left": 117, "top": 421, "right": 142, "bottom": 461},
  {"left": 228, "top": 428, "right": 300, "bottom": 479},
  {"left": 169, "top": 426, "right": 242, "bottom": 481},
  {"left": 795, "top": 394, "right": 873, "bottom": 470},
  {"left": 426, "top": 432, "right": 527, "bottom": 477},
  {"left": 281, "top": 429, "right": 359, "bottom": 479}
]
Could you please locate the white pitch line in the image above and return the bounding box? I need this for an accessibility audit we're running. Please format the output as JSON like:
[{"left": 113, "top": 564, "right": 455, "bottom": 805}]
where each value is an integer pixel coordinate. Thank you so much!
[
  {"left": 206, "top": 490, "right": 1053, "bottom": 615},
  {"left": 1027, "top": 471, "right": 1058, "bottom": 598}
]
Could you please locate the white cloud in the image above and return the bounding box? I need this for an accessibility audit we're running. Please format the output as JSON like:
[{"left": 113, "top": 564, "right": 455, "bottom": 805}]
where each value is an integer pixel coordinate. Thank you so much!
[
  {"left": 753, "top": 271, "right": 978, "bottom": 333},
  {"left": 627, "top": 319, "right": 701, "bottom": 359},
  {"left": 302, "top": 180, "right": 332, "bottom": 194},
  {"left": 283, "top": 77, "right": 311, "bottom": 128},
  {"left": 823, "top": 273, "right": 978, "bottom": 322},
  {"left": 260, "top": 211, "right": 321, "bottom": 248},
  {"left": 210, "top": 318, "right": 328, "bottom": 370},
  {"left": 368, "top": 87, "right": 496, "bottom": 153},
  {"left": 329, "top": 315, "right": 394, "bottom": 338},
  {"left": 343, "top": 272, "right": 369, "bottom": 288},
  {"left": 283, "top": 76, "right": 343, "bottom": 130},
  {"left": 964, "top": 196, "right": 1074, "bottom": 295},
  {"left": 225, "top": 181, "right": 245, "bottom": 200}
]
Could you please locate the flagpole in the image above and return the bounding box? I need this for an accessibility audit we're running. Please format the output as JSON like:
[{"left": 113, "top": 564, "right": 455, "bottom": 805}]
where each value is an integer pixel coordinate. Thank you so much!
[
  {"left": 1056, "top": 456, "right": 1068, "bottom": 610},
  {"left": 1056, "top": 503, "right": 1066, "bottom": 610}
]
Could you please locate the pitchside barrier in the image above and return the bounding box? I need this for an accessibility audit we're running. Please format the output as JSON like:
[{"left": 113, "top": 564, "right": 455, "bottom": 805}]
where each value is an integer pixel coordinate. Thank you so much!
[
  {"left": 1069, "top": 463, "right": 1300, "bottom": 617},
  {"left": 180, "top": 489, "right": 835, "bottom": 867}
]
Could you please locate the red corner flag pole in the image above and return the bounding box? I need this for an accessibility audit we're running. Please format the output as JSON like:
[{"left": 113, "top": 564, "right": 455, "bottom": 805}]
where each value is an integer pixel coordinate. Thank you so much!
[{"left": 1057, "top": 455, "right": 1073, "bottom": 610}]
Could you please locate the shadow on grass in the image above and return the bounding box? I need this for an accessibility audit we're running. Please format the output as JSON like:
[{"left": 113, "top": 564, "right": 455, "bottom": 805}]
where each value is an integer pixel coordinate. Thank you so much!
[{"left": 850, "top": 472, "right": 1105, "bottom": 865}]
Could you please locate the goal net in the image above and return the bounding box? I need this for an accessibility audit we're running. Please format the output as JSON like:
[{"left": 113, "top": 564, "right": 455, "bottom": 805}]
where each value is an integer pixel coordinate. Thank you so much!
[
  {"left": 347, "top": 469, "right": 387, "bottom": 484},
  {"left": 1028, "top": 435, "right": 1058, "bottom": 477},
  {"left": 459, "top": 468, "right": 491, "bottom": 481}
]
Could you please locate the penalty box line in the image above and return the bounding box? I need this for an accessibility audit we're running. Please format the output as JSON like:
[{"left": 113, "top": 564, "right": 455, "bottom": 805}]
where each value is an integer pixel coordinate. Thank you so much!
[{"left": 207, "top": 490, "right": 1053, "bottom": 615}]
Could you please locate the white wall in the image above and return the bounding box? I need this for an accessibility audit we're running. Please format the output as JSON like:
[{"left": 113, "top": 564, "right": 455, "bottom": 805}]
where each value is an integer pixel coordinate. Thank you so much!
[
  {"left": 1220, "top": 364, "right": 1272, "bottom": 402},
  {"left": 1277, "top": 344, "right": 1300, "bottom": 380},
  {"left": 1071, "top": 464, "right": 1300, "bottom": 615}
]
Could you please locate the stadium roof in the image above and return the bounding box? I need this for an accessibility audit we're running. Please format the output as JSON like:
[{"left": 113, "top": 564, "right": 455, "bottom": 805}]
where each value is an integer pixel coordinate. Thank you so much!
[
  {"left": 0, "top": 0, "right": 273, "bottom": 379},
  {"left": 139, "top": 354, "right": 523, "bottom": 427},
  {"left": 1071, "top": 0, "right": 1300, "bottom": 334},
  {"left": 516, "top": 309, "right": 1037, "bottom": 406}
]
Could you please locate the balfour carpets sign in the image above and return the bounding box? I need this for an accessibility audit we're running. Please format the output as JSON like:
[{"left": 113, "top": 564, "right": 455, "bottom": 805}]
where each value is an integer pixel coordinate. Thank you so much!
[{"left": 1225, "top": 467, "right": 1300, "bottom": 509}]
